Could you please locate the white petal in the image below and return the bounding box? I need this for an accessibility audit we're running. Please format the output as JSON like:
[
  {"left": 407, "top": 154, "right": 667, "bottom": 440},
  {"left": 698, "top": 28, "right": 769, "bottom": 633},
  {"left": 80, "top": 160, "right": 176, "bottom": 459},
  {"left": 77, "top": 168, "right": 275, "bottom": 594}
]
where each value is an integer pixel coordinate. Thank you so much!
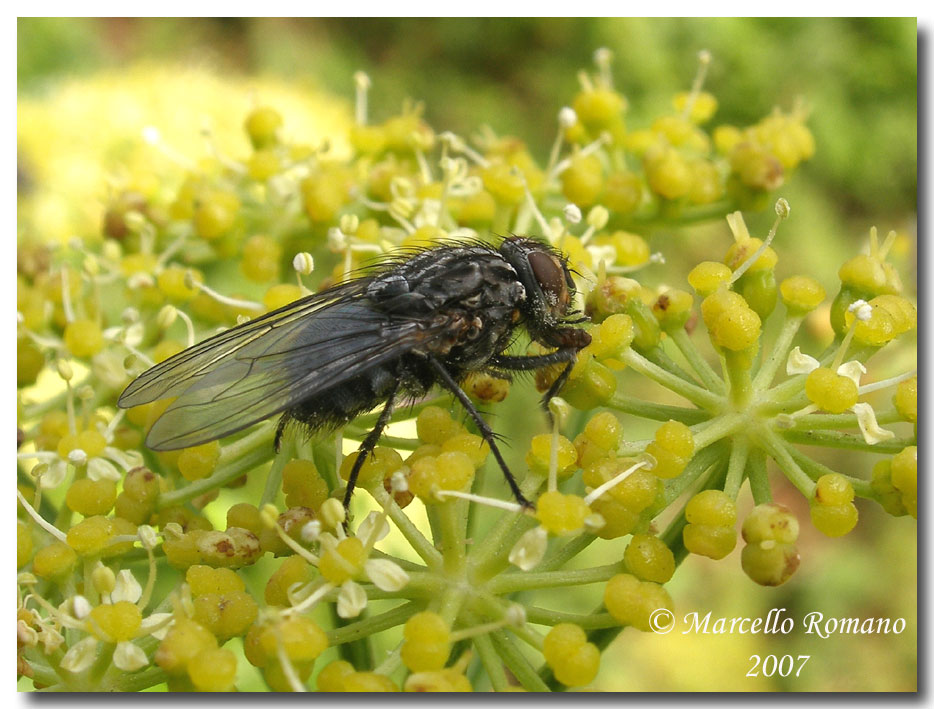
[
  {"left": 357, "top": 511, "right": 390, "bottom": 545},
  {"left": 61, "top": 636, "right": 99, "bottom": 673},
  {"left": 140, "top": 613, "right": 174, "bottom": 641},
  {"left": 300, "top": 520, "right": 321, "bottom": 543},
  {"left": 584, "top": 513, "right": 606, "bottom": 534},
  {"left": 587, "top": 244, "right": 617, "bottom": 267},
  {"left": 104, "top": 447, "right": 143, "bottom": 472},
  {"left": 786, "top": 346, "right": 820, "bottom": 375},
  {"left": 364, "top": 559, "right": 409, "bottom": 592},
  {"left": 114, "top": 641, "right": 149, "bottom": 672},
  {"left": 91, "top": 350, "right": 129, "bottom": 391},
  {"left": 558, "top": 106, "right": 578, "bottom": 128},
  {"left": 39, "top": 459, "right": 68, "bottom": 489},
  {"left": 87, "top": 457, "right": 121, "bottom": 482},
  {"left": 111, "top": 570, "right": 142, "bottom": 604},
  {"left": 836, "top": 360, "right": 867, "bottom": 387},
  {"left": 124, "top": 322, "right": 145, "bottom": 347},
  {"left": 413, "top": 199, "right": 442, "bottom": 229},
  {"left": 336, "top": 581, "right": 367, "bottom": 619},
  {"left": 137, "top": 525, "right": 158, "bottom": 550},
  {"left": 39, "top": 627, "right": 65, "bottom": 653},
  {"left": 18, "top": 620, "right": 38, "bottom": 646},
  {"left": 508, "top": 527, "right": 548, "bottom": 571},
  {"left": 563, "top": 203, "right": 582, "bottom": 224},
  {"left": 504, "top": 604, "right": 527, "bottom": 627},
  {"left": 851, "top": 403, "right": 896, "bottom": 445},
  {"left": 72, "top": 595, "right": 92, "bottom": 620}
]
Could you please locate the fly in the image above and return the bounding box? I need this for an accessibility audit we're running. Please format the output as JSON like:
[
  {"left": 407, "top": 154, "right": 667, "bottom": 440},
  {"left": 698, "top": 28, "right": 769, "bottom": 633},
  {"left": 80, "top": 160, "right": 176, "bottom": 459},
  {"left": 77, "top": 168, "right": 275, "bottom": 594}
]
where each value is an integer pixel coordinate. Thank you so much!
[{"left": 118, "top": 237, "right": 592, "bottom": 509}]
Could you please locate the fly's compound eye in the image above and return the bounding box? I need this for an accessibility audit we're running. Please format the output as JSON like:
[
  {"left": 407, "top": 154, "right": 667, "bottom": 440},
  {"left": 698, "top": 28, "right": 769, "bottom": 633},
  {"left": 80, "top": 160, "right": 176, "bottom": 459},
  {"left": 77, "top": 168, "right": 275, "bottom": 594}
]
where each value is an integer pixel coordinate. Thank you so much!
[{"left": 528, "top": 250, "right": 570, "bottom": 309}]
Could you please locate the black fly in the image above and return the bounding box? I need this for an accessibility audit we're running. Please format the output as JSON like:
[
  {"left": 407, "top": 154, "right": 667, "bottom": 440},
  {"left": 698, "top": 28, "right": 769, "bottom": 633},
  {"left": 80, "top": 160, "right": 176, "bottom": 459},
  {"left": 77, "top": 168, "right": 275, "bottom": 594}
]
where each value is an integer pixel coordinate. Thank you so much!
[{"left": 118, "top": 237, "right": 591, "bottom": 509}]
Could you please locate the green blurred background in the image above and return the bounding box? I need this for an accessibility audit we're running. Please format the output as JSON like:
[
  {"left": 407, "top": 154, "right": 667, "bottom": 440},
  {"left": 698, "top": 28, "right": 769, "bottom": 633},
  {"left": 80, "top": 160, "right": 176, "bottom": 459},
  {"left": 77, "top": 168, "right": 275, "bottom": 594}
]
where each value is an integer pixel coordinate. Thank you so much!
[{"left": 17, "top": 18, "right": 917, "bottom": 691}]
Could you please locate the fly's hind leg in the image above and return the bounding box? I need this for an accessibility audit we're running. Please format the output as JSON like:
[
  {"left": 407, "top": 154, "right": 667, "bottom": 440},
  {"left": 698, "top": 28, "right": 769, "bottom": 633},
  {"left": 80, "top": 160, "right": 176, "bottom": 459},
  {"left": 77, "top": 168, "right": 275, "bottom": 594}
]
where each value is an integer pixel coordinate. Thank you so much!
[
  {"left": 428, "top": 356, "right": 533, "bottom": 509},
  {"left": 274, "top": 412, "right": 293, "bottom": 452}
]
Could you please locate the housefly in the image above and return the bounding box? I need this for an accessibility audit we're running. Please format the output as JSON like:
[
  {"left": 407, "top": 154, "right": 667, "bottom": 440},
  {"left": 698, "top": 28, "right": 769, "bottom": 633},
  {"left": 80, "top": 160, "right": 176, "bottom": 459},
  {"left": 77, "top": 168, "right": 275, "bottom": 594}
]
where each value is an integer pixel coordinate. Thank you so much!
[{"left": 118, "top": 237, "right": 591, "bottom": 509}]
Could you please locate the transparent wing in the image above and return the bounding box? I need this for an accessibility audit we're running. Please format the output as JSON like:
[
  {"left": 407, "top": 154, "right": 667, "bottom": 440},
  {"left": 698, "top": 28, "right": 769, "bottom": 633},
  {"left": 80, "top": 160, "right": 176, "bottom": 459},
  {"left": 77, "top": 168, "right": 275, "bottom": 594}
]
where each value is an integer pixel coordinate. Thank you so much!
[
  {"left": 118, "top": 281, "right": 438, "bottom": 450},
  {"left": 119, "top": 281, "right": 367, "bottom": 408}
]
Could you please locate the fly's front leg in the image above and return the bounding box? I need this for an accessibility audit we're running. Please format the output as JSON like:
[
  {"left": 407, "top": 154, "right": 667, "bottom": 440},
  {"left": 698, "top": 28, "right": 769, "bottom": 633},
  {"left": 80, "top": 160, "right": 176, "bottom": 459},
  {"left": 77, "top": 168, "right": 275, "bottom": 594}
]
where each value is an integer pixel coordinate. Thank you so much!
[
  {"left": 489, "top": 347, "right": 580, "bottom": 414},
  {"left": 427, "top": 357, "right": 533, "bottom": 509},
  {"left": 488, "top": 348, "right": 578, "bottom": 371}
]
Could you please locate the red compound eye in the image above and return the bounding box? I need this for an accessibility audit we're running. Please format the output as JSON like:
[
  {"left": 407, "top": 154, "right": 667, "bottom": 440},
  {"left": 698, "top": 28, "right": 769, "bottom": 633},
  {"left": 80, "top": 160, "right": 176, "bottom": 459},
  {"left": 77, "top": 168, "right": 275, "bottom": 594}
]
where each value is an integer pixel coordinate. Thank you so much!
[{"left": 528, "top": 251, "right": 567, "bottom": 304}]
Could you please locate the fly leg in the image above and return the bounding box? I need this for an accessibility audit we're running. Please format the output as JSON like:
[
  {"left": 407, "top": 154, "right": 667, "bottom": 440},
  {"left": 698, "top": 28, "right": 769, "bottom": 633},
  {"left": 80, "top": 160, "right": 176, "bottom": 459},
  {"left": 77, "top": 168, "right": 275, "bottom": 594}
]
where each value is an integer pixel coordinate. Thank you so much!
[
  {"left": 342, "top": 380, "right": 400, "bottom": 512},
  {"left": 428, "top": 356, "right": 534, "bottom": 509},
  {"left": 489, "top": 348, "right": 579, "bottom": 414}
]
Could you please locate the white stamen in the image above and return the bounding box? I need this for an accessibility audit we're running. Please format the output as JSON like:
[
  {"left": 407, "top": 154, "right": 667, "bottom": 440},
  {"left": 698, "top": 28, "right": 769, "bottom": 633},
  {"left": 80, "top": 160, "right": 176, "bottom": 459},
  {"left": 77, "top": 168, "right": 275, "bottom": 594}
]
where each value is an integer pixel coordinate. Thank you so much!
[{"left": 584, "top": 460, "right": 650, "bottom": 505}]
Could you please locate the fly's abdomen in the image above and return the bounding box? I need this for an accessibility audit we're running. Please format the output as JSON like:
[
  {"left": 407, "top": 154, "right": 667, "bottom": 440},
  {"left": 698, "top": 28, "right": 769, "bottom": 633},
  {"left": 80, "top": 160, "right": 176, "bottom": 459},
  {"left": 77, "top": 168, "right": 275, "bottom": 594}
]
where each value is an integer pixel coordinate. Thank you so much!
[{"left": 286, "top": 357, "right": 425, "bottom": 432}]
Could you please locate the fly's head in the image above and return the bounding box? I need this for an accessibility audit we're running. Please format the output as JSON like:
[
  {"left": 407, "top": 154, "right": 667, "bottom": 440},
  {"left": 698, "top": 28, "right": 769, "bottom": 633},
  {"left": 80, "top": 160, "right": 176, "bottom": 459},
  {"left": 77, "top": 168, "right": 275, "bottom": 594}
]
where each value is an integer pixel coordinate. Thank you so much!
[{"left": 499, "top": 237, "right": 591, "bottom": 350}]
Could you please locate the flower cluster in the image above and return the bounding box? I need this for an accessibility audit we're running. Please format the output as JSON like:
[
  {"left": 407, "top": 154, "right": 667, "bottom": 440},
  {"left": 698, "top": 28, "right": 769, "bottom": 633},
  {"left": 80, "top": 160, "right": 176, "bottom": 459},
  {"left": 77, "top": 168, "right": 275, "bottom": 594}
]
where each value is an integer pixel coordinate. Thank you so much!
[{"left": 17, "top": 49, "right": 914, "bottom": 692}]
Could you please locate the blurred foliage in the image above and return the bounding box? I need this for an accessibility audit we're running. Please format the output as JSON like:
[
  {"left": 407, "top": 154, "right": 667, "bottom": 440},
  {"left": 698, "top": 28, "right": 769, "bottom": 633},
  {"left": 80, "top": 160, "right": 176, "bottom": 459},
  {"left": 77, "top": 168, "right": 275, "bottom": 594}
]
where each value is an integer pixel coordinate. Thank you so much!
[{"left": 18, "top": 18, "right": 917, "bottom": 222}]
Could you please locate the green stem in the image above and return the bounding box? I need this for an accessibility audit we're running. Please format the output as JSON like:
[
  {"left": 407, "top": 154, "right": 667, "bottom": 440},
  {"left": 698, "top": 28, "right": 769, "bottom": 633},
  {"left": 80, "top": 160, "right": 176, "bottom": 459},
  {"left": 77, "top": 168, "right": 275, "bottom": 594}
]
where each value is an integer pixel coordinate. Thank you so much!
[
  {"left": 784, "top": 446, "right": 874, "bottom": 497},
  {"left": 692, "top": 412, "right": 746, "bottom": 449},
  {"left": 724, "top": 350, "right": 754, "bottom": 407},
  {"left": 105, "top": 664, "right": 168, "bottom": 692},
  {"left": 669, "top": 327, "right": 726, "bottom": 394},
  {"left": 259, "top": 437, "right": 292, "bottom": 507},
  {"left": 781, "top": 430, "right": 912, "bottom": 454},
  {"left": 536, "top": 533, "right": 596, "bottom": 572},
  {"left": 661, "top": 442, "right": 725, "bottom": 506},
  {"left": 20, "top": 657, "right": 61, "bottom": 689},
  {"left": 766, "top": 373, "right": 808, "bottom": 403},
  {"left": 752, "top": 314, "right": 804, "bottom": 389},
  {"left": 757, "top": 428, "right": 817, "bottom": 497},
  {"left": 723, "top": 436, "right": 749, "bottom": 499},
  {"left": 621, "top": 349, "right": 723, "bottom": 410},
  {"left": 486, "top": 562, "right": 623, "bottom": 595},
  {"left": 747, "top": 447, "right": 771, "bottom": 504},
  {"left": 18, "top": 468, "right": 59, "bottom": 522},
  {"left": 22, "top": 376, "right": 90, "bottom": 419},
  {"left": 525, "top": 608, "right": 618, "bottom": 629},
  {"left": 87, "top": 641, "right": 115, "bottom": 685},
  {"left": 372, "top": 647, "right": 403, "bottom": 677},
  {"left": 369, "top": 548, "right": 428, "bottom": 573},
  {"left": 469, "top": 474, "right": 543, "bottom": 574},
  {"left": 438, "top": 498, "right": 468, "bottom": 576},
  {"left": 622, "top": 197, "right": 739, "bottom": 229},
  {"left": 789, "top": 408, "right": 903, "bottom": 430},
  {"left": 157, "top": 446, "right": 270, "bottom": 508},
  {"left": 344, "top": 428, "right": 420, "bottom": 451},
  {"left": 643, "top": 345, "right": 704, "bottom": 388},
  {"left": 219, "top": 420, "right": 275, "bottom": 461},
  {"left": 606, "top": 392, "right": 710, "bottom": 424},
  {"left": 615, "top": 412, "right": 743, "bottom": 460},
  {"left": 370, "top": 487, "right": 442, "bottom": 569},
  {"left": 471, "top": 626, "right": 509, "bottom": 691},
  {"left": 325, "top": 601, "right": 420, "bottom": 646},
  {"left": 489, "top": 630, "right": 549, "bottom": 692},
  {"left": 438, "top": 585, "right": 469, "bottom": 629}
]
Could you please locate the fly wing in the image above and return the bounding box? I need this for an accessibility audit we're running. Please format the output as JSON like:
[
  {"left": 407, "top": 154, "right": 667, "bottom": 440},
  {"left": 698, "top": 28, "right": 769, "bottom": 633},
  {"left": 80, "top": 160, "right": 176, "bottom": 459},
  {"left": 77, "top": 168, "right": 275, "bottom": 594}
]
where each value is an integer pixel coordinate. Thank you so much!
[
  {"left": 118, "top": 281, "right": 437, "bottom": 450},
  {"left": 118, "top": 281, "right": 355, "bottom": 408}
]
